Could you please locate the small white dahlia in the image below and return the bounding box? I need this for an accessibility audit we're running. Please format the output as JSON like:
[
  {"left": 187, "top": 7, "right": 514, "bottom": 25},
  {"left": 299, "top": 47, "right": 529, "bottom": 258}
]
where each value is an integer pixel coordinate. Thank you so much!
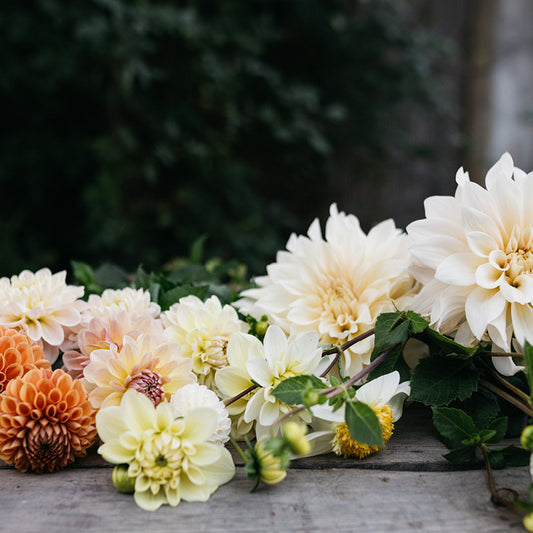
[
  {"left": 170, "top": 383, "right": 231, "bottom": 445},
  {"left": 307, "top": 371, "right": 410, "bottom": 458},
  {"left": 83, "top": 287, "right": 160, "bottom": 324},
  {"left": 407, "top": 153, "right": 533, "bottom": 374},
  {"left": 235, "top": 204, "right": 418, "bottom": 376},
  {"left": 216, "top": 325, "right": 328, "bottom": 440},
  {"left": 0, "top": 268, "right": 85, "bottom": 363},
  {"left": 83, "top": 333, "right": 195, "bottom": 409},
  {"left": 161, "top": 295, "right": 246, "bottom": 386}
]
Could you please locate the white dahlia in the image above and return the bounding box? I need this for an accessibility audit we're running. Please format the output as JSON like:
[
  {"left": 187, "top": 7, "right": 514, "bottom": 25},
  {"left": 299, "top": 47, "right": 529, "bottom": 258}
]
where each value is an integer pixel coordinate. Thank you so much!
[
  {"left": 236, "top": 204, "right": 418, "bottom": 376},
  {"left": 161, "top": 295, "right": 246, "bottom": 386},
  {"left": 170, "top": 383, "right": 231, "bottom": 445},
  {"left": 407, "top": 153, "right": 533, "bottom": 374},
  {"left": 0, "top": 268, "right": 85, "bottom": 363},
  {"left": 83, "top": 287, "right": 160, "bottom": 324}
]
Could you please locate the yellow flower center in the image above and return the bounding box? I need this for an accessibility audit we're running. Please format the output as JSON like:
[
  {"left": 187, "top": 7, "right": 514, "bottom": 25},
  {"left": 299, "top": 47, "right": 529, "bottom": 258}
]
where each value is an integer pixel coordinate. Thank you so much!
[
  {"left": 202, "top": 336, "right": 229, "bottom": 370},
  {"left": 504, "top": 224, "right": 533, "bottom": 287},
  {"left": 332, "top": 405, "right": 394, "bottom": 458}
]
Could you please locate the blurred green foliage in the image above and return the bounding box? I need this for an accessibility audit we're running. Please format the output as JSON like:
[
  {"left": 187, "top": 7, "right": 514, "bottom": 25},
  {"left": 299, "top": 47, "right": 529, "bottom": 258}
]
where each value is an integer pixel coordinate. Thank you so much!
[{"left": 0, "top": 0, "right": 446, "bottom": 277}]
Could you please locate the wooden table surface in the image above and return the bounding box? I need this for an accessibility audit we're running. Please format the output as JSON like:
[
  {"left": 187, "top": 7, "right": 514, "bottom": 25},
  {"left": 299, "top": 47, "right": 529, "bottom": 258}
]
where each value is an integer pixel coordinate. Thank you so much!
[{"left": 1, "top": 404, "right": 529, "bottom": 533}]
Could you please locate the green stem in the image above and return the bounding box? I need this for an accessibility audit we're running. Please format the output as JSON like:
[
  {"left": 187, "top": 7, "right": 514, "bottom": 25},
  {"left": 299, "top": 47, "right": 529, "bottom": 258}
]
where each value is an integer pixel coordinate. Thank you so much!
[
  {"left": 479, "top": 379, "right": 533, "bottom": 417},
  {"left": 230, "top": 437, "right": 248, "bottom": 463},
  {"left": 479, "top": 444, "right": 519, "bottom": 510},
  {"left": 479, "top": 360, "right": 530, "bottom": 404}
]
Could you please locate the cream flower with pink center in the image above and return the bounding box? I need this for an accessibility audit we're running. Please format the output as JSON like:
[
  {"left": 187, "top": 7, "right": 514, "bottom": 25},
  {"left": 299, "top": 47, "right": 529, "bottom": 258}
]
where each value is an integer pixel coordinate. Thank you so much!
[
  {"left": 0, "top": 268, "right": 85, "bottom": 363},
  {"left": 82, "top": 333, "right": 195, "bottom": 409},
  {"left": 235, "top": 204, "right": 418, "bottom": 376},
  {"left": 407, "top": 153, "right": 533, "bottom": 374}
]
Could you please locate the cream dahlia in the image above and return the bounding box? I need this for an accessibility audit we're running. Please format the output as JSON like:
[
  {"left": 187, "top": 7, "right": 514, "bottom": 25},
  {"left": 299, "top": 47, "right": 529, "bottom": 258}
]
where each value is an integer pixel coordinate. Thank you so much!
[
  {"left": 235, "top": 204, "right": 418, "bottom": 376},
  {"left": 0, "top": 268, "right": 85, "bottom": 363},
  {"left": 82, "top": 333, "right": 195, "bottom": 409},
  {"left": 96, "top": 389, "right": 235, "bottom": 511},
  {"left": 161, "top": 295, "right": 246, "bottom": 387},
  {"left": 0, "top": 368, "right": 97, "bottom": 472},
  {"left": 407, "top": 153, "right": 533, "bottom": 374},
  {"left": 82, "top": 287, "right": 160, "bottom": 324}
]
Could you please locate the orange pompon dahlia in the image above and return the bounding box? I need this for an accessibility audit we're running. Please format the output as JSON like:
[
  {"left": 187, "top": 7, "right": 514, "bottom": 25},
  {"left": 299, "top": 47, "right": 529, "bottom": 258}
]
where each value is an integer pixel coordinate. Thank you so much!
[
  {"left": 0, "top": 327, "right": 51, "bottom": 393},
  {"left": 0, "top": 368, "right": 97, "bottom": 472}
]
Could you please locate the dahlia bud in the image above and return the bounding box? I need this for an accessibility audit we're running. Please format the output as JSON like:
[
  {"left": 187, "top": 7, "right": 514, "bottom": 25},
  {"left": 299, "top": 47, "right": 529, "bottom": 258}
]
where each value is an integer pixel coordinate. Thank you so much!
[
  {"left": 112, "top": 464, "right": 135, "bottom": 494},
  {"left": 521, "top": 425, "right": 533, "bottom": 451},
  {"left": 282, "top": 421, "right": 311, "bottom": 456}
]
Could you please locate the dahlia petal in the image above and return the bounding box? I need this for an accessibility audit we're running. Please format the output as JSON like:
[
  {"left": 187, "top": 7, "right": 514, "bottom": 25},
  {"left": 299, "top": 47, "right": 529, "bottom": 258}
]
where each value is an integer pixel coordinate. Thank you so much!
[
  {"left": 492, "top": 355, "right": 524, "bottom": 376},
  {"left": 122, "top": 389, "right": 156, "bottom": 433},
  {"left": 214, "top": 367, "right": 252, "bottom": 399},
  {"left": 246, "top": 357, "right": 273, "bottom": 387},
  {"left": 98, "top": 440, "right": 135, "bottom": 464},
  {"left": 475, "top": 263, "right": 504, "bottom": 289},
  {"left": 461, "top": 207, "right": 503, "bottom": 248},
  {"left": 50, "top": 306, "right": 81, "bottom": 327},
  {"left": 243, "top": 390, "right": 265, "bottom": 423},
  {"left": 182, "top": 408, "right": 218, "bottom": 443},
  {"left": 465, "top": 287, "right": 495, "bottom": 339},
  {"left": 355, "top": 371, "right": 400, "bottom": 407},
  {"left": 258, "top": 398, "right": 281, "bottom": 427},
  {"left": 198, "top": 446, "right": 235, "bottom": 486},
  {"left": 178, "top": 476, "right": 212, "bottom": 502},
  {"left": 263, "top": 326, "right": 288, "bottom": 366},
  {"left": 435, "top": 253, "right": 481, "bottom": 286},
  {"left": 303, "top": 430, "right": 335, "bottom": 457},
  {"left": 485, "top": 152, "right": 514, "bottom": 191},
  {"left": 95, "top": 405, "right": 129, "bottom": 442},
  {"left": 466, "top": 231, "right": 499, "bottom": 258},
  {"left": 188, "top": 442, "right": 221, "bottom": 466},
  {"left": 134, "top": 488, "right": 167, "bottom": 511},
  {"left": 510, "top": 303, "right": 533, "bottom": 347}
]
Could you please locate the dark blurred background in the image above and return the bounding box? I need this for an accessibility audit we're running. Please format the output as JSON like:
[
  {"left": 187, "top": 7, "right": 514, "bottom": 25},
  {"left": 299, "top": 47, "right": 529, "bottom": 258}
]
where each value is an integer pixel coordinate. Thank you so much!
[{"left": 2, "top": 0, "right": 532, "bottom": 277}]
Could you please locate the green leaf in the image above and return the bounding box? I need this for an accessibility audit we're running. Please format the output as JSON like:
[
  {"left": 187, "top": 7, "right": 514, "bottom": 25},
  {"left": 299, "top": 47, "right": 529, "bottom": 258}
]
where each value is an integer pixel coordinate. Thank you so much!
[
  {"left": 345, "top": 400, "right": 384, "bottom": 447},
  {"left": 159, "top": 284, "right": 210, "bottom": 311},
  {"left": 524, "top": 342, "right": 533, "bottom": 405},
  {"left": 271, "top": 375, "right": 326, "bottom": 405},
  {"left": 460, "top": 389, "right": 500, "bottom": 431},
  {"left": 367, "top": 343, "right": 411, "bottom": 382},
  {"left": 488, "top": 450, "right": 507, "bottom": 470},
  {"left": 416, "top": 328, "right": 479, "bottom": 358},
  {"left": 432, "top": 407, "right": 478, "bottom": 445},
  {"left": 484, "top": 417, "right": 508, "bottom": 444},
  {"left": 443, "top": 444, "right": 478, "bottom": 464},
  {"left": 410, "top": 357, "right": 481, "bottom": 406},
  {"left": 494, "top": 445, "right": 530, "bottom": 467},
  {"left": 405, "top": 310, "right": 429, "bottom": 334},
  {"left": 371, "top": 316, "right": 410, "bottom": 357}
]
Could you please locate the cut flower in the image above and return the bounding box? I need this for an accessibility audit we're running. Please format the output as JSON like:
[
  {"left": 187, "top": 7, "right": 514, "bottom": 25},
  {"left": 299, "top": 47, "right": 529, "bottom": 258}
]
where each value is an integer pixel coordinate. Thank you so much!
[
  {"left": 407, "top": 153, "right": 533, "bottom": 374},
  {"left": 96, "top": 389, "right": 235, "bottom": 511},
  {"left": 235, "top": 204, "right": 418, "bottom": 376},
  {"left": 0, "top": 368, "right": 97, "bottom": 472},
  {"left": 307, "top": 371, "right": 410, "bottom": 458}
]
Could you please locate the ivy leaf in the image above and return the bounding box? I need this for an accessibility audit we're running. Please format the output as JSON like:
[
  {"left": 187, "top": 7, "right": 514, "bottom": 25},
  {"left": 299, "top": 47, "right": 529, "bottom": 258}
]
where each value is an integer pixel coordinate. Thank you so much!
[
  {"left": 410, "top": 357, "right": 481, "bottom": 406},
  {"left": 271, "top": 375, "right": 326, "bottom": 405},
  {"left": 345, "top": 400, "right": 383, "bottom": 447},
  {"left": 432, "top": 407, "right": 478, "bottom": 445}
]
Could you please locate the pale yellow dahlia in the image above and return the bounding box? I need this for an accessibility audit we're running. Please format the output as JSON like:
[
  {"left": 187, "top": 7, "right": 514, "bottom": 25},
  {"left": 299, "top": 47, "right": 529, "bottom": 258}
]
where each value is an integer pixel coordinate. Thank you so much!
[
  {"left": 0, "top": 268, "right": 85, "bottom": 363},
  {"left": 307, "top": 371, "right": 410, "bottom": 458},
  {"left": 161, "top": 295, "right": 246, "bottom": 386},
  {"left": 82, "top": 333, "right": 195, "bottom": 409},
  {"left": 235, "top": 204, "right": 418, "bottom": 376},
  {"left": 96, "top": 389, "right": 235, "bottom": 511},
  {"left": 0, "top": 368, "right": 97, "bottom": 472},
  {"left": 408, "top": 153, "right": 533, "bottom": 374},
  {"left": 62, "top": 311, "right": 163, "bottom": 380}
]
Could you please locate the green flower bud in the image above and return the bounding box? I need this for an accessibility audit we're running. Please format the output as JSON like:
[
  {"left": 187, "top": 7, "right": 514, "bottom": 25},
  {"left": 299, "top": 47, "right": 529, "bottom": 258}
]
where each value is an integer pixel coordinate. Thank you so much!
[
  {"left": 112, "top": 464, "right": 135, "bottom": 494},
  {"left": 303, "top": 389, "right": 320, "bottom": 408},
  {"left": 524, "top": 512, "right": 533, "bottom": 532},
  {"left": 283, "top": 421, "right": 311, "bottom": 456},
  {"left": 521, "top": 425, "right": 533, "bottom": 451}
]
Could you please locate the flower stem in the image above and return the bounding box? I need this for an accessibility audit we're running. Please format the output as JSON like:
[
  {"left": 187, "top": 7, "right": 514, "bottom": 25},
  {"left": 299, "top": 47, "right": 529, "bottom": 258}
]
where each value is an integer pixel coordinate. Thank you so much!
[
  {"left": 479, "top": 378, "right": 533, "bottom": 417},
  {"left": 230, "top": 437, "right": 248, "bottom": 464},
  {"left": 321, "top": 328, "right": 375, "bottom": 356},
  {"left": 479, "top": 360, "right": 530, "bottom": 404},
  {"left": 225, "top": 384, "right": 257, "bottom": 407}
]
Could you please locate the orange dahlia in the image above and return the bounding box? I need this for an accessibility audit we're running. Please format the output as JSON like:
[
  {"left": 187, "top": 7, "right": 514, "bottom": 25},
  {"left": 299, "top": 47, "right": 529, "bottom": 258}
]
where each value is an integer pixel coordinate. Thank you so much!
[
  {"left": 0, "top": 327, "right": 50, "bottom": 393},
  {"left": 0, "top": 368, "right": 97, "bottom": 472}
]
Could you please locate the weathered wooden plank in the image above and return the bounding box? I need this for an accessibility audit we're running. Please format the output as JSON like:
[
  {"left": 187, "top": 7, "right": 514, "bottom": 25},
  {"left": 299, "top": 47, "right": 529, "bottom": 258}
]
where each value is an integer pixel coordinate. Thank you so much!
[{"left": 0, "top": 466, "right": 528, "bottom": 532}]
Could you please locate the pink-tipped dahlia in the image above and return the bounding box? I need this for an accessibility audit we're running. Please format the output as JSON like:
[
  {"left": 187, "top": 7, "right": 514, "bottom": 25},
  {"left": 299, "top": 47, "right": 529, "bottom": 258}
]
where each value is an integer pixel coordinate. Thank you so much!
[
  {"left": 0, "top": 327, "right": 51, "bottom": 393},
  {"left": 0, "top": 368, "right": 97, "bottom": 472}
]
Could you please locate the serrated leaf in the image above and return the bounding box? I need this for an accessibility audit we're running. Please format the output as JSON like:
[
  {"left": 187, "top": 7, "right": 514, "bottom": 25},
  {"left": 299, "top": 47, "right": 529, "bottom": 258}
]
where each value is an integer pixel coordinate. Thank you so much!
[
  {"left": 405, "top": 311, "right": 429, "bottom": 334},
  {"left": 271, "top": 375, "right": 326, "bottom": 405},
  {"left": 410, "top": 357, "right": 480, "bottom": 406},
  {"left": 371, "top": 319, "right": 410, "bottom": 358},
  {"left": 345, "top": 400, "right": 383, "bottom": 447},
  {"left": 460, "top": 389, "right": 500, "bottom": 431},
  {"left": 432, "top": 407, "right": 478, "bottom": 445},
  {"left": 443, "top": 444, "right": 478, "bottom": 463},
  {"left": 416, "top": 328, "right": 478, "bottom": 358},
  {"left": 484, "top": 417, "right": 508, "bottom": 444},
  {"left": 367, "top": 343, "right": 411, "bottom": 382}
]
